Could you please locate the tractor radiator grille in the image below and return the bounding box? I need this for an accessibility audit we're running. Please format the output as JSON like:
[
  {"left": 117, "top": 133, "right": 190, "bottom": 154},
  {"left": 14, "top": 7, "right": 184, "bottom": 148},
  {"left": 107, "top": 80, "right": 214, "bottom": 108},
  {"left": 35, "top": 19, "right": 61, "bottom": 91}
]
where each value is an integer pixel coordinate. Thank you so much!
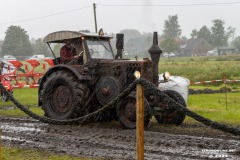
[{"left": 125, "top": 64, "right": 141, "bottom": 87}]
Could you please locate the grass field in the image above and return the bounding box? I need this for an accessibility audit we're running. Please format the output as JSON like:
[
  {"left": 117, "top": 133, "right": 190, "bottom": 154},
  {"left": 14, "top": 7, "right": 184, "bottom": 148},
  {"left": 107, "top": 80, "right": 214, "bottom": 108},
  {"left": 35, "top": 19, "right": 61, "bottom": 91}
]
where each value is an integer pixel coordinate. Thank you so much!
[
  {"left": 0, "top": 88, "right": 43, "bottom": 116},
  {"left": 187, "top": 92, "right": 240, "bottom": 125},
  {"left": 159, "top": 55, "right": 240, "bottom": 82},
  {"left": 1, "top": 147, "right": 96, "bottom": 160}
]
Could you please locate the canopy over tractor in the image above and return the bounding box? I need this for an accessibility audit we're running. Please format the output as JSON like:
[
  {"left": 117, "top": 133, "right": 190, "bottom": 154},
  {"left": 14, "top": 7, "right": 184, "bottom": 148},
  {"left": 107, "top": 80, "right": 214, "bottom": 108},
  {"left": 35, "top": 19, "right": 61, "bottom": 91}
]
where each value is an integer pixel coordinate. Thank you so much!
[{"left": 43, "top": 30, "right": 113, "bottom": 43}]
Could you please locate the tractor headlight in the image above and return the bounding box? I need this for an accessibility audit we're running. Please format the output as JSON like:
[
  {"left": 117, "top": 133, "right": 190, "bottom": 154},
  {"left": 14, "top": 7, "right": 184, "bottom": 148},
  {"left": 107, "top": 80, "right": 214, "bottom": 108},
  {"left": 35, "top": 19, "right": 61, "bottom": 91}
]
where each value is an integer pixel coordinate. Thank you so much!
[
  {"left": 134, "top": 71, "right": 141, "bottom": 79},
  {"left": 163, "top": 71, "right": 170, "bottom": 81}
]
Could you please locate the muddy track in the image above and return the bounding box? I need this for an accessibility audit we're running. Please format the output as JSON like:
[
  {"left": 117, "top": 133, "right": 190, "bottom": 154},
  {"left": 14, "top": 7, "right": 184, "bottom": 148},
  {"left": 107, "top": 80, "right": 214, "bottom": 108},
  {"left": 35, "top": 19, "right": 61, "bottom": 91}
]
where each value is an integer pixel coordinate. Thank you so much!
[{"left": 1, "top": 116, "right": 240, "bottom": 160}]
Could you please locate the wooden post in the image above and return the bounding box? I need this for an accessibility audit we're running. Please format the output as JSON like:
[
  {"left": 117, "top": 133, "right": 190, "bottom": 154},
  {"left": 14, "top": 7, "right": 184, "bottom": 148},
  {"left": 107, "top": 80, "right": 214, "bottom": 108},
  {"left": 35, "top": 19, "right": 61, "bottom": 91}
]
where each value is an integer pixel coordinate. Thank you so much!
[
  {"left": 136, "top": 84, "right": 144, "bottom": 160},
  {"left": 0, "top": 128, "right": 1, "bottom": 160}
]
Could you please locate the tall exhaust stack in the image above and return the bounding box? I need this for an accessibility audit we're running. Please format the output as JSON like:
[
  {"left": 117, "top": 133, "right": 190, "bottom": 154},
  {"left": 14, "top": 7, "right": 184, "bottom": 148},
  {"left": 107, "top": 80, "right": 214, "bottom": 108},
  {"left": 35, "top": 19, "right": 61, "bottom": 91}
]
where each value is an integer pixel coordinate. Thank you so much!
[
  {"left": 148, "top": 32, "right": 162, "bottom": 86},
  {"left": 115, "top": 33, "right": 124, "bottom": 59}
]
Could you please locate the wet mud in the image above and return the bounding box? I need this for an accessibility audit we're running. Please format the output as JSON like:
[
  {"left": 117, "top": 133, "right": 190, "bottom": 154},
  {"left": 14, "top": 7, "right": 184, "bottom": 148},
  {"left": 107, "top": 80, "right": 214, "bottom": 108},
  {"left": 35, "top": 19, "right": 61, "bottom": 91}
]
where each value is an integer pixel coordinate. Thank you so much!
[{"left": 1, "top": 116, "right": 240, "bottom": 160}]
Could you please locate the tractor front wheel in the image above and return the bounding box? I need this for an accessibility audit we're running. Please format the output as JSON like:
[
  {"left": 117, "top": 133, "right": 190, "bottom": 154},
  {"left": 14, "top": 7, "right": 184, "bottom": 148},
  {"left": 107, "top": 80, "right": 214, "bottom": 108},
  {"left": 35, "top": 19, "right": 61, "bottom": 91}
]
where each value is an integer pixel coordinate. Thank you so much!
[{"left": 118, "top": 94, "right": 151, "bottom": 129}]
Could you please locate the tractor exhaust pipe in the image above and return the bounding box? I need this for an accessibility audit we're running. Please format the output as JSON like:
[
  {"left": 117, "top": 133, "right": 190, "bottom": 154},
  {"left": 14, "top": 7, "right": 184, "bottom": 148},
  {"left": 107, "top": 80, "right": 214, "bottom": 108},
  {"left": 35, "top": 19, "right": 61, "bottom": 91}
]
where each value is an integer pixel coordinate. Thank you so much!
[
  {"left": 115, "top": 33, "right": 124, "bottom": 59},
  {"left": 148, "top": 32, "right": 162, "bottom": 86}
]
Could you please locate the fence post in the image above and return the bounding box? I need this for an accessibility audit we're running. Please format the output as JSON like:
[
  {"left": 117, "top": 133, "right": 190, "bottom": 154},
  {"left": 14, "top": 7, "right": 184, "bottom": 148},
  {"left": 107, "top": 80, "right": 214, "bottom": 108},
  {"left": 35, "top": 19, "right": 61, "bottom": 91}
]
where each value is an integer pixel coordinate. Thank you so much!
[
  {"left": 135, "top": 71, "right": 144, "bottom": 160},
  {"left": 0, "top": 128, "right": 1, "bottom": 160},
  {"left": 224, "top": 77, "right": 228, "bottom": 110}
]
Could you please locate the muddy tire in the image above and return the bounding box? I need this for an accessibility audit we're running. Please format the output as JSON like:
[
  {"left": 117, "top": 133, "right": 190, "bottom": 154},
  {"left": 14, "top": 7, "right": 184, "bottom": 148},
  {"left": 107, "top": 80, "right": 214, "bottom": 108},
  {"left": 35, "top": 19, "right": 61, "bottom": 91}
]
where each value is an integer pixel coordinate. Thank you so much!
[
  {"left": 37, "top": 78, "right": 42, "bottom": 85},
  {"left": 155, "top": 90, "right": 186, "bottom": 125},
  {"left": 118, "top": 94, "right": 151, "bottom": 129},
  {"left": 42, "top": 71, "right": 89, "bottom": 120}
]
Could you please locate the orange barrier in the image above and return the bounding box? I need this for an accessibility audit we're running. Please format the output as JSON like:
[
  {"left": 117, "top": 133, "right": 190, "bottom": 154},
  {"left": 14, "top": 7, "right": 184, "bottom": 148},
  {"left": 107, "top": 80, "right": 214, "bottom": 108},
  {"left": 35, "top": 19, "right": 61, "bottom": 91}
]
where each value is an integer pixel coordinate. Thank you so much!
[
  {"left": 0, "top": 59, "right": 54, "bottom": 88},
  {"left": 190, "top": 79, "right": 240, "bottom": 85}
]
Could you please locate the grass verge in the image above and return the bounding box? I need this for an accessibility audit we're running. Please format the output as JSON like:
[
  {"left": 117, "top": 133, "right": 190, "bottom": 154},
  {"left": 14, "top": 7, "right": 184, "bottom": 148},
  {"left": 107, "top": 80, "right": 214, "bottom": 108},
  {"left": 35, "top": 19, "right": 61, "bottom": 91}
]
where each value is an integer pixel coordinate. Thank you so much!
[
  {"left": 186, "top": 92, "right": 240, "bottom": 125},
  {"left": 0, "top": 88, "right": 43, "bottom": 117},
  {"left": 1, "top": 146, "right": 96, "bottom": 160}
]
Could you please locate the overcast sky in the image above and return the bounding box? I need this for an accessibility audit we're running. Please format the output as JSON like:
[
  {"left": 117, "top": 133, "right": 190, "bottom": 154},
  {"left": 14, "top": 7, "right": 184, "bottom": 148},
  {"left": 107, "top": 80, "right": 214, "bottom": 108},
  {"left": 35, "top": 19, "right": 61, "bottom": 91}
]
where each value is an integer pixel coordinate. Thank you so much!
[{"left": 0, "top": 0, "right": 240, "bottom": 40}]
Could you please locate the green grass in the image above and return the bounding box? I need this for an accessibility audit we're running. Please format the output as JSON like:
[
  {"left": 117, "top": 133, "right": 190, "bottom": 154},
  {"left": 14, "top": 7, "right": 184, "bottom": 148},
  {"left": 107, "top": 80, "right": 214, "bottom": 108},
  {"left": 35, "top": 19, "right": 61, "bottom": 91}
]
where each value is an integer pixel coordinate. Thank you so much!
[
  {"left": 186, "top": 92, "right": 240, "bottom": 125},
  {"left": 0, "top": 88, "right": 38, "bottom": 107},
  {"left": 159, "top": 55, "right": 240, "bottom": 82},
  {"left": 0, "top": 106, "right": 43, "bottom": 117},
  {"left": 0, "top": 88, "right": 43, "bottom": 117},
  {"left": 1, "top": 147, "right": 96, "bottom": 160}
]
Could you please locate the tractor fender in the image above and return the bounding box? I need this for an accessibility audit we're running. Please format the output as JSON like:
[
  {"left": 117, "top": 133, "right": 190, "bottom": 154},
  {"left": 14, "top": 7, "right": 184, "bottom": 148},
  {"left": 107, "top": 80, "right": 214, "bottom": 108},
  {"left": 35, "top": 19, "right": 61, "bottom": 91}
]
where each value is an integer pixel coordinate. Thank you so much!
[{"left": 38, "top": 65, "right": 91, "bottom": 106}]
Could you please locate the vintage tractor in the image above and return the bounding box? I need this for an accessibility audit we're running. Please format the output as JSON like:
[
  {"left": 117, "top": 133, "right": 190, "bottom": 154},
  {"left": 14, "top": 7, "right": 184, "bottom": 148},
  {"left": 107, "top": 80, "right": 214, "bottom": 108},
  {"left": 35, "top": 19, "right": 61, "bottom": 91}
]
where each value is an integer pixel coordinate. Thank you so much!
[{"left": 38, "top": 30, "right": 186, "bottom": 129}]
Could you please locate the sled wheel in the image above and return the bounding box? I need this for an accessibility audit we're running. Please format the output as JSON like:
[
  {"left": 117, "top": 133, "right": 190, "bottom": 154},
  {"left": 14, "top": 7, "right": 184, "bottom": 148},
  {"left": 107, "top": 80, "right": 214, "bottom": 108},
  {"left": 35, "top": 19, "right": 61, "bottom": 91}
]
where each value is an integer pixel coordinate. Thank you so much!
[{"left": 155, "top": 90, "right": 186, "bottom": 125}]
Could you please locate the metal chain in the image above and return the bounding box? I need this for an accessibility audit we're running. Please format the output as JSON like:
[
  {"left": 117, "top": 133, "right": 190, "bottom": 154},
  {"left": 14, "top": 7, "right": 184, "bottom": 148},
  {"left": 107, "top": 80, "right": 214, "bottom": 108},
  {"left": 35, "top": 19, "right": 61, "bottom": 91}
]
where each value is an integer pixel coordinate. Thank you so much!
[{"left": 0, "top": 79, "right": 240, "bottom": 136}]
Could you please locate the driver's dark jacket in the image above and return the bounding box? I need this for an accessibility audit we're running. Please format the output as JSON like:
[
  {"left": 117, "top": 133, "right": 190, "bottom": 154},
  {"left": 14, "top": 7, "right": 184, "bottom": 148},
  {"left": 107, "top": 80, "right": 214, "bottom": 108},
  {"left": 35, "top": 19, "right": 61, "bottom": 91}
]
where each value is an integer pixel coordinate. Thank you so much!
[{"left": 60, "top": 45, "right": 77, "bottom": 64}]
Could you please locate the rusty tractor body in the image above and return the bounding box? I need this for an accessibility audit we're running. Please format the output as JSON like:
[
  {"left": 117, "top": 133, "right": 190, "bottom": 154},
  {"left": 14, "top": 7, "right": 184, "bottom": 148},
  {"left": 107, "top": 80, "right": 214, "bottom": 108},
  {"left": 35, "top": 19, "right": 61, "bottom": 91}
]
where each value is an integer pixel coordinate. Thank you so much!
[{"left": 38, "top": 30, "right": 186, "bottom": 129}]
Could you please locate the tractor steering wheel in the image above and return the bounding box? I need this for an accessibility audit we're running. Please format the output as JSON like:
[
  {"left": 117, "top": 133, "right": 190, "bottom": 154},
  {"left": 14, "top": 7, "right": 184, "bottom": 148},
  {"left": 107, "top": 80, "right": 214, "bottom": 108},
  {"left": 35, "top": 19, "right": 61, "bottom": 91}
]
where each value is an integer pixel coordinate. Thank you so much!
[
  {"left": 79, "top": 51, "right": 84, "bottom": 56},
  {"left": 89, "top": 49, "right": 94, "bottom": 55}
]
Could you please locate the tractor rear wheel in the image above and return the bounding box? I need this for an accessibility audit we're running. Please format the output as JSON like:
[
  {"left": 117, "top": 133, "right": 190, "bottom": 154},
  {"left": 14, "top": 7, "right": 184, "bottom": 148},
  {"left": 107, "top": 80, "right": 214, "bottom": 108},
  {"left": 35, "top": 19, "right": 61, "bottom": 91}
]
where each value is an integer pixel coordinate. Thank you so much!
[
  {"left": 155, "top": 90, "right": 186, "bottom": 125},
  {"left": 118, "top": 94, "right": 151, "bottom": 129},
  {"left": 42, "top": 71, "right": 89, "bottom": 120}
]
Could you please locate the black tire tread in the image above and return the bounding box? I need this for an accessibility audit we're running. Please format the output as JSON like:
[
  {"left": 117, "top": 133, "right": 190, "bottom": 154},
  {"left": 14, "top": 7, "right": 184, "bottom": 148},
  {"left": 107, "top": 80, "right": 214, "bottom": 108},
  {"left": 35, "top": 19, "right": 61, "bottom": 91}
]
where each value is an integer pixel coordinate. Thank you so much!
[
  {"left": 118, "top": 94, "right": 151, "bottom": 129},
  {"left": 42, "top": 70, "right": 89, "bottom": 120},
  {"left": 155, "top": 90, "right": 186, "bottom": 125}
]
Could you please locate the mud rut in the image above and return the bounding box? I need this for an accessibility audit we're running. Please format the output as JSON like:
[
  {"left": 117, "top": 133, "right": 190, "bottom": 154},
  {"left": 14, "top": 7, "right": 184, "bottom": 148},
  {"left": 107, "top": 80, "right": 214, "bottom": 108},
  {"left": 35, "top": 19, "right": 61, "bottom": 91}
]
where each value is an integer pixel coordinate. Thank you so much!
[{"left": 1, "top": 116, "right": 240, "bottom": 160}]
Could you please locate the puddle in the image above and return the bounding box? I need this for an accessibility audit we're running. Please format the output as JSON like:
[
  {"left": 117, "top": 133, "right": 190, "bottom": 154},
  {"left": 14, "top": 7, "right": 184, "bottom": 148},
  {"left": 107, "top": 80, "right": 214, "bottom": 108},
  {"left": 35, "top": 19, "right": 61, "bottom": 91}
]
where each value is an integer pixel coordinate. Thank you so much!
[
  {"left": 1, "top": 125, "right": 42, "bottom": 132},
  {"left": 0, "top": 121, "right": 46, "bottom": 133},
  {"left": 2, "top": 135, "right": 33, "bottom": 144}
]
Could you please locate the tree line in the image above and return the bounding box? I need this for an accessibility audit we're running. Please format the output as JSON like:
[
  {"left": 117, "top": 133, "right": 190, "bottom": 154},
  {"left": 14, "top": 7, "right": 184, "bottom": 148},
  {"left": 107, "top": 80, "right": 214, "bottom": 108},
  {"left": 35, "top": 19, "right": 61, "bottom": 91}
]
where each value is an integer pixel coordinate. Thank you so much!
[
  {"left": 1, "top": 26, "right": 50, "bottom": 59},
  {"left": 1, "top": 15, "right": 240, "bottom": 58},
  {"left": 119, "top": 15, "right": 240, "bottom": 56},
  {"left": 121, "top": 15, "right": 240, "bottom": 54}
]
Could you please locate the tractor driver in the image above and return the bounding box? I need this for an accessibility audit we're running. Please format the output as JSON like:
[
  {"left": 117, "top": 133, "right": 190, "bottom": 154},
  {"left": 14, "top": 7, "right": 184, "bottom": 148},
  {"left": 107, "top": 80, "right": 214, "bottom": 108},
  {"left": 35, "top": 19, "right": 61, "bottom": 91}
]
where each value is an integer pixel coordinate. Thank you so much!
[{"left": 60, "top": 41, "right": 79, "bottom": 64}]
